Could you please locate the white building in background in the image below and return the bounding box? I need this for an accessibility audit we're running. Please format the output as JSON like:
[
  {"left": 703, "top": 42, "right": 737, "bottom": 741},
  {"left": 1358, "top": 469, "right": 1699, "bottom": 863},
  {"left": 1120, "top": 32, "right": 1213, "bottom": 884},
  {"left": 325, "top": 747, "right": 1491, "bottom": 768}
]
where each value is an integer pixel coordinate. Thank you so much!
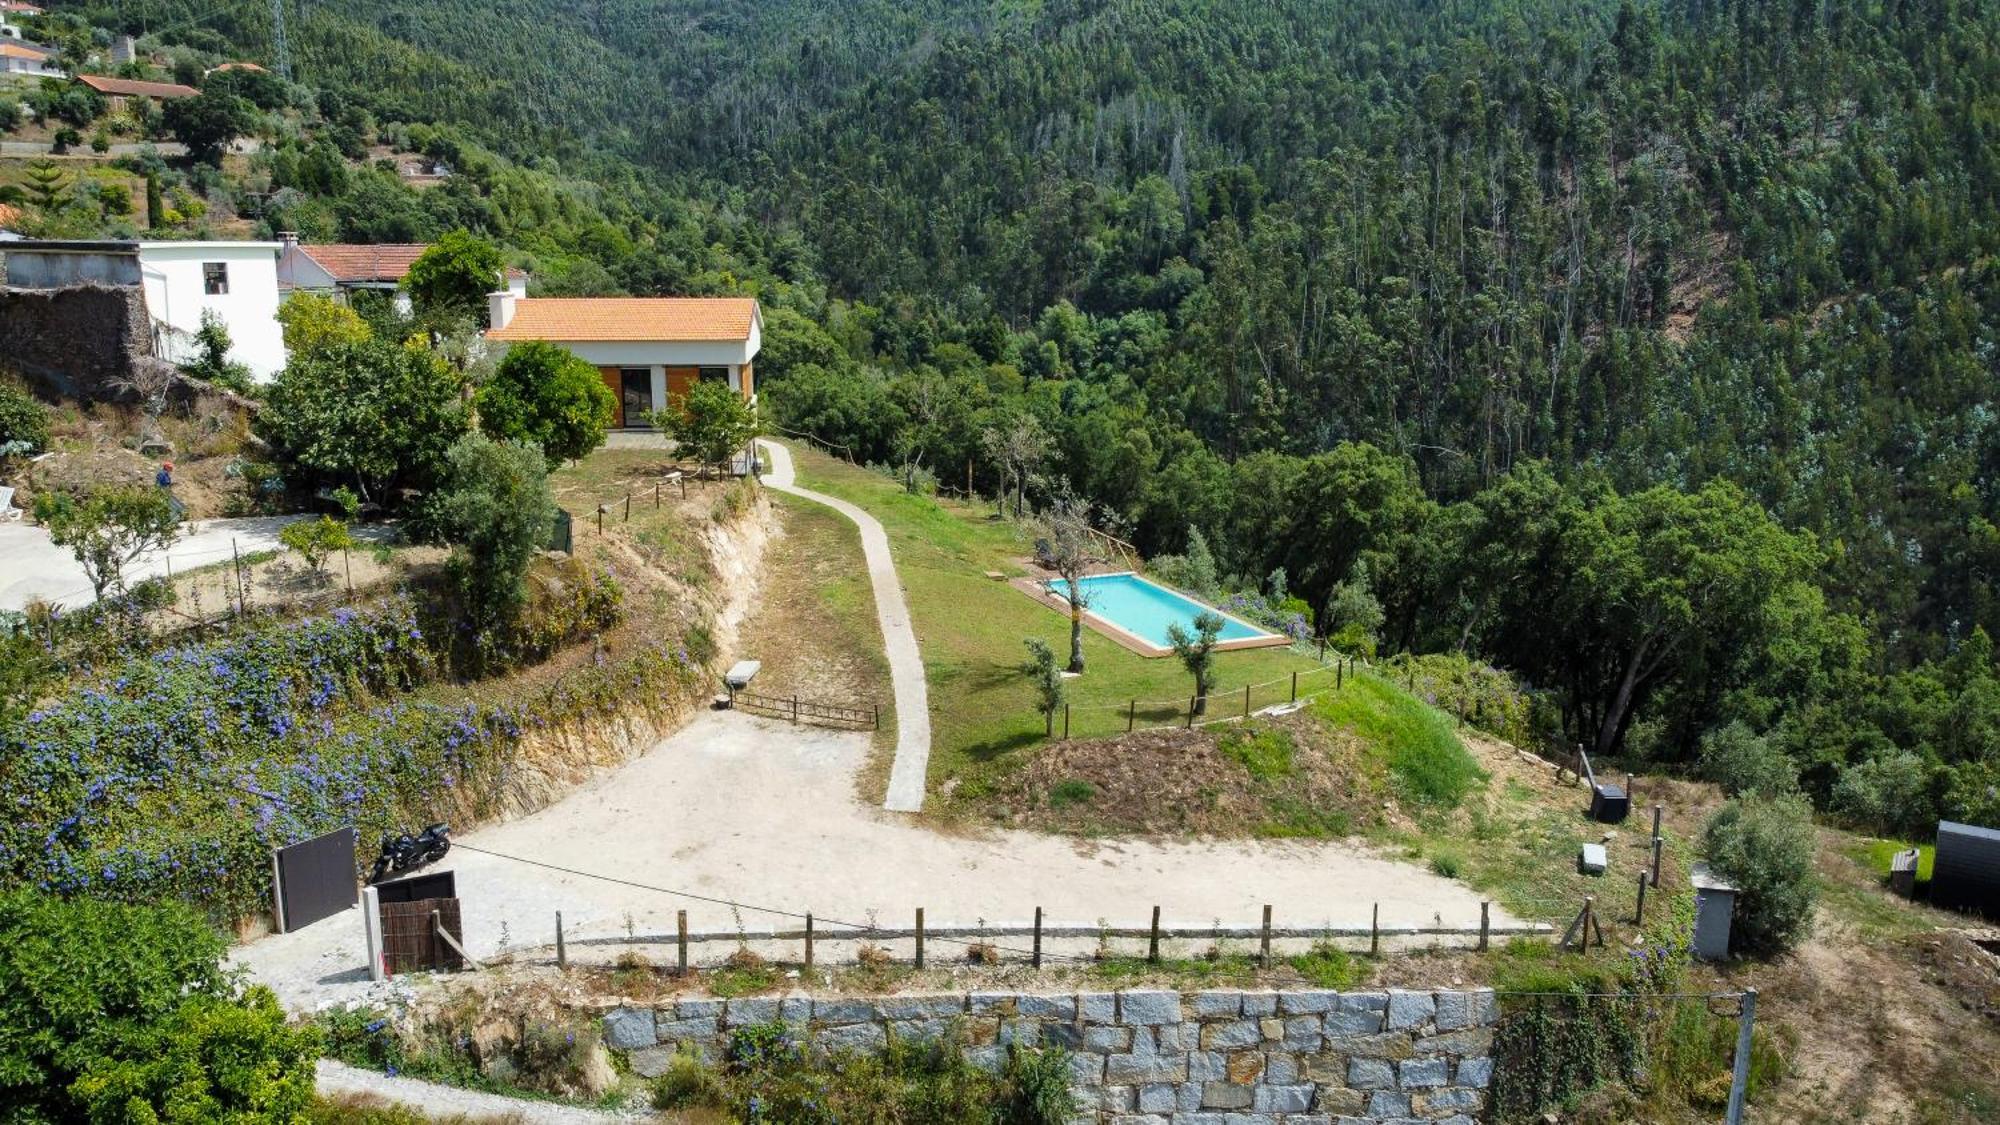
[{"left": 138, "top": 241, "right": 287, "bottom": 381}]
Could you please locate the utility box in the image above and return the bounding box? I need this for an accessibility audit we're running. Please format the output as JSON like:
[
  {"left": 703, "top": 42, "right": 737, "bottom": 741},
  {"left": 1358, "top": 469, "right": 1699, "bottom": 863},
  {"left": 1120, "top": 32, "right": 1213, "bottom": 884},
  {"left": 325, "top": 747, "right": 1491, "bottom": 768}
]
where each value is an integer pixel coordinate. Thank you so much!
[
  {"left": 1932, "top": 820, "right": 2000, "bottom": 917},
  {"left": 1590, "top": 780, "right": 1631, "bottom": 824},
  {"left": 1578, "top": 843, "right": 1608, "bottom": 876},
  {"left": 1690, "top": 863, "right": 1738, "bottom": 960}
]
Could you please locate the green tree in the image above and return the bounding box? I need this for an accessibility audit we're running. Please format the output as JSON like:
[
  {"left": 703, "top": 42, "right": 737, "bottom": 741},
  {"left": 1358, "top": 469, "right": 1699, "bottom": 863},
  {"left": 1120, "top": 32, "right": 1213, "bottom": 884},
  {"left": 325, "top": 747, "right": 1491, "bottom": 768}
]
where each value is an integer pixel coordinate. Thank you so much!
[
  {"left": 0, "top": 382, "right": 50, "bottom": 454},
  {"left": 1698, "top": 721, "right": 1800, "bottom": 799},
  {"left": 256, "top": 338, "right": 469, "bottom": 504},
  {"left": 1023, "top": 637, "right": 1065, "bottom": 737},
  {"left": 433, "top": 433, "right": 556, "bottom": 638},
  {"left": 1167, "top": 610, "right": 1225, "bottom": 717},
  {"left": 276, "top": 291, "right": 370, "bottom": 356},
  {"left": 654, "top": 380, "right": 757, "bottom": 469},
  {"left": 22, "top": 159, "right": 67, "bottom": 215},
  {"left": 161, "top": 90, "right": 255, "bottom": 165},
  {"left": 31, "top": 487, "right": 182, "bottom": 601},
  {"left": 278, "top": 515, "right": 354, "bottom": 578},
  {"left": 477, "top": 340, "right": 617, "bottom": 467},
  {"left": 1701, "top": 797, "right": 1818, "bottom": 956},
  {"left": 182, "top": 310, "right": 253, "bottom": 393},
  {"left": 69, "top": 988, "right": 317, "bottom": 1123},
  {"left": 404, "top": 230, "right": 506, "bottom": 326}
]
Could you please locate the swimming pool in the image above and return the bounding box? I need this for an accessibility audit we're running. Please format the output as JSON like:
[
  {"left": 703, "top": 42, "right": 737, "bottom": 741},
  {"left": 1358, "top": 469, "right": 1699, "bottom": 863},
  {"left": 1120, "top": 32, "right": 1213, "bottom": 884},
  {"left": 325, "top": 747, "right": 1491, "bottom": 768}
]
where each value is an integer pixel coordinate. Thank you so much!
[{"left": 1042, "top": 572, "right": 1285, "bottom": 654}]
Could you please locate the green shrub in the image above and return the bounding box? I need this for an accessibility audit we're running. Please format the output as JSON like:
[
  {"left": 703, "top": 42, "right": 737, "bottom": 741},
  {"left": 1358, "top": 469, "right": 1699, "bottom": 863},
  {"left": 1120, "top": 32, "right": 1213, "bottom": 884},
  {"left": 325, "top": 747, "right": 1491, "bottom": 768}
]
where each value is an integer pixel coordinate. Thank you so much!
[
  {"left": 0, "top": 891, "right": 316, "bottom": 1122},
  {"left": 652, "top": 1047, "right": 727, "bottom": 1111},
  {"left": 1001, "top": 1043, "right": 1079, "bottom": 1125},
  {"left": 512, "top": 1019, "right": 601, "bottom": 1096},
  {"left": 1831, "top": 750, "right": 1936, "bottom": 837},
  {"left": 1429, "top": 849, "right": 1464, "bottom": 878},
  {"left": 0, "top": 381, "right": 50, "bottom": 455},
  {"left": 434, "top": 433, "right": 557, "bottom": 642},
  {"left": 1699, "top": 721, "right": 1799, "bottom": 798},
  {"left": 1702, "top": 796, "right": 1819, "bottom": 956},
  {"left": 1389, "top": 651, "right": 1542, "bottom": 749},
  {"left": 1048, "top": 779, "right": 1095, "bottom": 809},
  {"left": 280, "top": 514, "right": 356, "bottom": 575}
]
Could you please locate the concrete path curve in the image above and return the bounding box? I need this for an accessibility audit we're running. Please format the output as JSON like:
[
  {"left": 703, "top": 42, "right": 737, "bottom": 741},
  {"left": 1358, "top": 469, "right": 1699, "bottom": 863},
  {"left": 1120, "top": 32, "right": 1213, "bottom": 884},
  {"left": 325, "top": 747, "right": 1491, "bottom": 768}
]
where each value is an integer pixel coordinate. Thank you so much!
[
  {"left": 317, "top": 1060, "right": 647, "bottom": 1122},
  {"left": 0, "top": 514, "right": 308, "bottom": 612},
  {"left": 758, "top": 439, "right": 932, "bottom": 812}
]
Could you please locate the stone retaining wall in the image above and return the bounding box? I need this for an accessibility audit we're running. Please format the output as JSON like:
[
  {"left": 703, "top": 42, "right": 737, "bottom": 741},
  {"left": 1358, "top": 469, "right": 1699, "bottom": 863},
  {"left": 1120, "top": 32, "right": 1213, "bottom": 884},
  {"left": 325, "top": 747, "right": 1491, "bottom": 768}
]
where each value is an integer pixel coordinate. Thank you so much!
[{"left": 600, "top": 987, "right": 1496, "bottom": 1124}]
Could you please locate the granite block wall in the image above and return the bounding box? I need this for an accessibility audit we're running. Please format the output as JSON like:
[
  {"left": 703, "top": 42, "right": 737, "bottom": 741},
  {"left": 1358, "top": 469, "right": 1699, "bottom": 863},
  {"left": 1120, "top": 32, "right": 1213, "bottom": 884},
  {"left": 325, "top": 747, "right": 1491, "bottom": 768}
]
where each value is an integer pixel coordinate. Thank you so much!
[{"left": 601, "top": 987, "right": 1498, "bottom": 1125}]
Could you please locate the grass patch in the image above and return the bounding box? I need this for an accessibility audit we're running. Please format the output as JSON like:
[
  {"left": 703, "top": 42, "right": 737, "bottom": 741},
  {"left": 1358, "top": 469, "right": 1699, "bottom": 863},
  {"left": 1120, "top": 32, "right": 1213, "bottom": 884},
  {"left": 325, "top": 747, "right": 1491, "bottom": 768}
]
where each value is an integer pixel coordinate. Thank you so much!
[
  {"left": 1429, "top": 848, "right": 1464, "bottom": 879},
  {"left": 787, "top": 447, "right": 1317, "bottom": 797},
  {"left": 1219, "top": 725, "right": 1295, "bottom": 780},
  {"left": 1861, "top": 838, "right": 1934, "bottom": 883},
  {"left": 1287, "top": 941, "right": 1360, "bottom": 988},
  {"left": 1316, "top": 669, "right": 1482, "bottom": 806},
  {"left": 1048, "top": 778, "right": 1095, "bottom": 808}
]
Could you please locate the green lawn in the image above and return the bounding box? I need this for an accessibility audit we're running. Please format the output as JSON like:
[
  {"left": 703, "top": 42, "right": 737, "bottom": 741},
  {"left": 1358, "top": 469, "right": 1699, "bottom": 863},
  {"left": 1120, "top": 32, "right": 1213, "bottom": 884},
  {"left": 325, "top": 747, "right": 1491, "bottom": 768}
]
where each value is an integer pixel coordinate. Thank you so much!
[{"left": 786, "top": 446, "right": 1321, "bottom": 790}]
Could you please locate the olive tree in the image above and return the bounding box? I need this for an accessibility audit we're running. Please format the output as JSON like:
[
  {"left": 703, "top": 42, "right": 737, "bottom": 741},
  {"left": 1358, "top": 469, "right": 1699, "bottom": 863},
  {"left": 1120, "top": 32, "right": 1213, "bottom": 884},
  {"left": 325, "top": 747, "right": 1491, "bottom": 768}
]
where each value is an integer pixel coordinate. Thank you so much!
[
  {"left": 1167, "top": 611, "right": 1225, "bottom": 717},
  {"left": 1033, "top": 497, "right": 1098, "bottom": 674},
  {"left": 432, "top": 433, "right": 556, "bottom": 642}
]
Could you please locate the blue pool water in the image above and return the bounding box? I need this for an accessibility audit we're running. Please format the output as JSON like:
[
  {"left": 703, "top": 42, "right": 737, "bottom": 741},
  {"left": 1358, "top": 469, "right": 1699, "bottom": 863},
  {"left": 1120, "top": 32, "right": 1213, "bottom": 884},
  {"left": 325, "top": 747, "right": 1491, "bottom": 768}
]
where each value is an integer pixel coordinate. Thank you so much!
[{"left": 1046, "top": 573, "right": 1276, "bottom": 649}]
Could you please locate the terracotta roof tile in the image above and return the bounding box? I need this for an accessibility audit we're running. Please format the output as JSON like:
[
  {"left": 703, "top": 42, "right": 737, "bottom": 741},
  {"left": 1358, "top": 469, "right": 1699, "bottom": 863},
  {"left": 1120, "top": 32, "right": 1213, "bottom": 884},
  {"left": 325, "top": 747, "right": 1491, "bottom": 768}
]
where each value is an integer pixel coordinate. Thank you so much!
[
  {"left": 296, "top": 243, "right": 428, "bottom": 283},
  {"left": 0, "top": 42, "right": 44, "bottom": 60},
  {"left": 488, "top": 297, "right": 757, "bottom": 342},
  {"left": 74, "top": 74, "right": 199, "bottom": 99}
]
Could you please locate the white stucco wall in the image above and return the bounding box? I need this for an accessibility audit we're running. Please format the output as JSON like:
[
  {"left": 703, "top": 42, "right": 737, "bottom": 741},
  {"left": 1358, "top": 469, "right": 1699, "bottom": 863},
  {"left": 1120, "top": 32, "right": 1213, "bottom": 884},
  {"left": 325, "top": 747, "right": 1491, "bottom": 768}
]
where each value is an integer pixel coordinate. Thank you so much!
[{"left": 139, "top": 242, "right": 286, "bottom": 381}]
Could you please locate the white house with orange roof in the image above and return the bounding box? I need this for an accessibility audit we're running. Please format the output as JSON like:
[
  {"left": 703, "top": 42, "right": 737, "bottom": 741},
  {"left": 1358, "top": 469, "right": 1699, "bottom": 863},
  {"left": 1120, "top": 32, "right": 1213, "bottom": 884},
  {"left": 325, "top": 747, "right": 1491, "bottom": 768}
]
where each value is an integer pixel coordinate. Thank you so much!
[
  {"left": 485, "top": 293, "right": 761, "bottom": 429},
  {"left": 276, "top": 235, "right": 527, "bottom": 316}
]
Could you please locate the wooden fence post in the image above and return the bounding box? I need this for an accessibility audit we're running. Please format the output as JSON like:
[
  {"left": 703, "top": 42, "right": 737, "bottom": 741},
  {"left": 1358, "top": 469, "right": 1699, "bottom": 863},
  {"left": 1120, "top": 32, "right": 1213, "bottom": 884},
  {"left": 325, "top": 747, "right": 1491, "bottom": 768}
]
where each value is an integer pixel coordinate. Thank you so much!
[
  {"left": 677, "top": 910, "right": 689, "bottom": 976},
  {"left": 1337, "top": 661, "right": 1343, "bottom": 690},
  {"left": 1370, "top": 903, "right": 1379, "bottom": 956},
  {"left": 1635, "top": 871, "right": 1649, "bottom": 926},
  {"left": 343, "top": 548, "right": 352, "bottom": 595},
  {"left": 1318, "top": 635, "right": 1327, "bottom": 662},
  {"left": 1148, "top": 906, "right": 1161, "bottom": 964},
  {"left": 624, "top": 493, "right": 631, "bottom": 521},
  {"left": 872, "top": 704, "right": 880, "bottom": 731},
  {"left": 1243, "top": 683, "right": 1251, "bottom": 717},
  {"left": 1651, "top": 836, "right": 1664, "bottom": 889},
  {"left": 680, "top": 476, "right": 687, "bottom": 499},
  {"left": 596, "top": 507, "right": 604, "bottom": 535},
  {"left": 804, "top": 913, "right": 814, "bottom": 971},
  {"left": 792, "top": 695, "right": 799, "bottom": 723},
  {"left": 915, "top": 908, "right": 925, "bottom": 969},
  {"left": 1478, "top": 902, "right": 1490, "bottom": 952},
  {"left": 1259, "top": 904, "right": 1273, "bottom": 968},
  {"left": 1127, "top": 700, "right": 1136, "bottom": 732},
  {"left": 1186, "top": 697, "right": 1195, "bottom": 728},
  {"left": 1032, "top": 907, "right": 1043, "bottom": 969},
  {"left": 556, "top": 911, "right": 566, "bottom": 969},
  {"left": 1291, "top": 671, "right": 1298, "bottom": 702},
  {"left": 1062, "top": 703, "right": 1070, "bottom": 740}
]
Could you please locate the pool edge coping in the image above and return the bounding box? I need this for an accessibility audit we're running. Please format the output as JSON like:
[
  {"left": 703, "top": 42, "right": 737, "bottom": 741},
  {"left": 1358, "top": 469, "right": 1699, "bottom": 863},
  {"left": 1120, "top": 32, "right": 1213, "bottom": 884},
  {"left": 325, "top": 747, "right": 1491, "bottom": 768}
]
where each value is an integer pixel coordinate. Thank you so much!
[{"left": 1010, "top": 571, "right": 1293, "bottom": 658}]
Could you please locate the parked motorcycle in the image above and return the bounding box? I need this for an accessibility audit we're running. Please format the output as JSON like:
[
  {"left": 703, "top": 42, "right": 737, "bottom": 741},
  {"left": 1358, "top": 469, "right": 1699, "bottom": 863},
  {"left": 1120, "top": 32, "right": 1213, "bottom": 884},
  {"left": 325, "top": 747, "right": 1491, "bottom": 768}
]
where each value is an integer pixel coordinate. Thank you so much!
[{"left": 368, "top": 822, "right": 452, "bottom": 884}]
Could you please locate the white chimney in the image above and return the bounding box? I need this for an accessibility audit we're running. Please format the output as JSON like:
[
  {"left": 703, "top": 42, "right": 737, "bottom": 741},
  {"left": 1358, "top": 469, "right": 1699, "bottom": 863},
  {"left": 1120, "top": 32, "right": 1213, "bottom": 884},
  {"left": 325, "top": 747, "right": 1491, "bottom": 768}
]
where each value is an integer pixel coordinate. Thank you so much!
[
  {"left": 488, "top": 289, "right": 517, "bottom": 331},
  {"left": 507, "top": 271, "right": 527, "bottom": 299}
]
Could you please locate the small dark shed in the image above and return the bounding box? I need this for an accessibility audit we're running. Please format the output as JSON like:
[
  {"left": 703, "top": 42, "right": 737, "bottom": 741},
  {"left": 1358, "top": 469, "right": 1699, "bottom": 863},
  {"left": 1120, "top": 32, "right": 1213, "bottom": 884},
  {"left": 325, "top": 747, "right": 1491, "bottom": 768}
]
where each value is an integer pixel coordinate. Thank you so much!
[{"left": 1931, "top": 820, "right": 2000, "bottom": 917}]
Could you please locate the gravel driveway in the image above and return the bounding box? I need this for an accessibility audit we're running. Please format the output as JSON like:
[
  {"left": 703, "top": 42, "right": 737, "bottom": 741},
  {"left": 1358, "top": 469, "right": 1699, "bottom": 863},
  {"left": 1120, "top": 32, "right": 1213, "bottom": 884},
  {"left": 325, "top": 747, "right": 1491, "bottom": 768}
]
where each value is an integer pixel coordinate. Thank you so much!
[{"left": 235, "top": 710, "right": 1511, "bottom": 1011}]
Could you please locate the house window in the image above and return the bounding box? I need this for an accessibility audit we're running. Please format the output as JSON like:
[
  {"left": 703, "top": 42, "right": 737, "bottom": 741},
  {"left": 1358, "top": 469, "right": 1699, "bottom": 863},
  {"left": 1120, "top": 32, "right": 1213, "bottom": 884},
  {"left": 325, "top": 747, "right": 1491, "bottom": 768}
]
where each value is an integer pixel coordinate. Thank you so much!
[
  {"left": 698, "top": 366, "right": 730, "bottom": 386},
  {"left": 202, "top": 262, "right": 229, "bottom": 295}
]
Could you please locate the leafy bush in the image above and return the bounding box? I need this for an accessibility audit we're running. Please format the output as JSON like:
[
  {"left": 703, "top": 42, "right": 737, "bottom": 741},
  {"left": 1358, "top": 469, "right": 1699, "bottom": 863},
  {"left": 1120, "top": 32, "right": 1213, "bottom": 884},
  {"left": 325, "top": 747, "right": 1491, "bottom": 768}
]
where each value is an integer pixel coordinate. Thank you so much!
[
  {"left": 652, "top": 1046, "right": 727, "bottom": 1111},
  {"left": 1831, "top": 750, "right": 1936, "bottom": 837},
  {"left": 434, "top": 434, "right": 557, "bottom": 641},
  {"left": 31, "top": 485, "right": 183, "bottom": 600},
  {"left": 0, "top": 381, "right": 50, "bottom": 455},
  {"left": 1390, "top": 651, "right": 1541, "bottom": 749},
  {"left": 1699, "top": 721, "right": 1800, "bottom": 798},
  {"left": 653, "top": 379, "right": 757, "bottom": 467},
  {"left": 1702, "top": 796, "right": 1818, "bottom": 956},
  {"left": 280, "top": 515, "right": 356, "bottom": 575},
  {"left": 476, "top": 341, "right": 617, "bottom": 467},
  {"left": 0, "top": 890, "right": 318, "bottom": 1122}
]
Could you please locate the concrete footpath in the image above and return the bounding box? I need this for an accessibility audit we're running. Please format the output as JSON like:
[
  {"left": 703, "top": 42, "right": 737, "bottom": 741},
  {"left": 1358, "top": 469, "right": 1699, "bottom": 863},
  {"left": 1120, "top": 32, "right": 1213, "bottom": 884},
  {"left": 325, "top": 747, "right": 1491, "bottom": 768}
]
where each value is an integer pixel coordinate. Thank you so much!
[
  {"left": 0, "top": 514, "right": 306, "bottom": 612},
  {"left": 317, "top": 1060, "right": 647, "bottom": 1122},
  {"left": 757, "top": 438, "right": 933, "bottom": 813}
]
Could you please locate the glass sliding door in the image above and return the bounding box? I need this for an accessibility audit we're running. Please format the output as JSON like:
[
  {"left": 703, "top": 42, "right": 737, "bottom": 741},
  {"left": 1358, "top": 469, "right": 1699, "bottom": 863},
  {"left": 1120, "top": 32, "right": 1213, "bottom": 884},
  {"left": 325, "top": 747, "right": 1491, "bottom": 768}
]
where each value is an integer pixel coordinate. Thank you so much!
[{"left": 620, "top": 368, "right": 651, "bottom": 428}]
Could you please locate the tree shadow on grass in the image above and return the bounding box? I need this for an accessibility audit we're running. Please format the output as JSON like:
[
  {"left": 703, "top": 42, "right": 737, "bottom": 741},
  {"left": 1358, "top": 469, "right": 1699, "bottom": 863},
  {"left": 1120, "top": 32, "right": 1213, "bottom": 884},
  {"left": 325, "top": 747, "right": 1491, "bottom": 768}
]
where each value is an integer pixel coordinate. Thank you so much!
[{"left": 962, "top": 727, "right": 1042, "bottom": 763}]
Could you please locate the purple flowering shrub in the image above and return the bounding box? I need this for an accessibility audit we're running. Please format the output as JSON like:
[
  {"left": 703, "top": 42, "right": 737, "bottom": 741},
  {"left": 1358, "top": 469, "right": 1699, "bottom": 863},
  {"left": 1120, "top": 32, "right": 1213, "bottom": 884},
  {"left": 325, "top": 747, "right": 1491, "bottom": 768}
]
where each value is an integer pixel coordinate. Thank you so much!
[{"left": 0, "top": 588, "right": 697, "bottom": 920}]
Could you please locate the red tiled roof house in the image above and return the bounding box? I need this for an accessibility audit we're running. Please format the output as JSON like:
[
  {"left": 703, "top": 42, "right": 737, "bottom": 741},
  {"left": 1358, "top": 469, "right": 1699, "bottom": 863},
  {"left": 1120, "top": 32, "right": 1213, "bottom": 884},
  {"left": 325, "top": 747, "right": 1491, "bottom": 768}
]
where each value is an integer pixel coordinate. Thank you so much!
[
  {"left": 486, "top": 294, "right": 761, "bottom": 429},
  {"left": 73, "top": 74, "right": 199, "bottom": 109},
  {"left": 276, "top": 234, "right": 525, "bottom": 317}
]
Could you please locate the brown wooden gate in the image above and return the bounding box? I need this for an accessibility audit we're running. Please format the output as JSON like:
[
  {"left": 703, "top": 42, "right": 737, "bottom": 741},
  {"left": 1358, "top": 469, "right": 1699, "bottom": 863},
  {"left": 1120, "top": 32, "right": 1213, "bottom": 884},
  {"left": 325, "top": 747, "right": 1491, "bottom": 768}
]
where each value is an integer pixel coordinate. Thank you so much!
[{"left": 379, "top": 897, "right": 465, "bottom": 974}]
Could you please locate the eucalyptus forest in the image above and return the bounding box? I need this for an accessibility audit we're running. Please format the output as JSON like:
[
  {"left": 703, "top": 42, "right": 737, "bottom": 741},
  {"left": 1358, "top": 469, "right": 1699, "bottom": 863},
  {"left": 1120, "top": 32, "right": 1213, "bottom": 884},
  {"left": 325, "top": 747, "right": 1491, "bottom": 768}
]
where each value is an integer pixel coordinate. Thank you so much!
[{"left": 22, "top": 0, "right": 2000, "bottom": 837}]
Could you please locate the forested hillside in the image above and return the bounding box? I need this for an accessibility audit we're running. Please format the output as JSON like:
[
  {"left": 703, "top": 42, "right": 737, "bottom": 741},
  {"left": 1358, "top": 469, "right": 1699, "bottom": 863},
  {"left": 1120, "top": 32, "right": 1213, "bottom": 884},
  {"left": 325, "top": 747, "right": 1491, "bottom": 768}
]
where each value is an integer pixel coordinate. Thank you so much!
[{"left": 23, "top": 0, "right": 2000, "bottom": 834}]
